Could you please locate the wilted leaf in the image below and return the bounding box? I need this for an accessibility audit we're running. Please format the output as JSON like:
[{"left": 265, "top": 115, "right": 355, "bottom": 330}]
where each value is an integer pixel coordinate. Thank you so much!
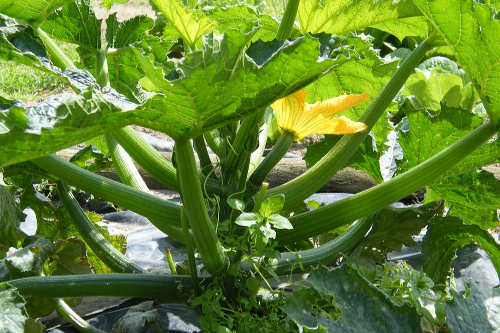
[{"left": 422, "top": 216, "right": 500, "bottom": 286}]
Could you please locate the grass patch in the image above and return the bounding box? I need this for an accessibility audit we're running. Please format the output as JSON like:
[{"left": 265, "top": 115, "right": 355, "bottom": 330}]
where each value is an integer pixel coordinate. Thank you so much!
[{"left": 0, "top": 42, "right": 78, "bottom": 102}]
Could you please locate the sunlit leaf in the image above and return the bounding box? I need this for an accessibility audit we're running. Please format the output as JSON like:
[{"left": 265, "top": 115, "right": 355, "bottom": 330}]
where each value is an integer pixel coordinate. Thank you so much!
[
  {"left": 413, "top": 0, "right": 500, "bottom": 122},
  {"left": 297, "top": 0, "right": 421, "bottom": 35},
  {"left": 0, "top": 0, "right": 71, "bottom": 26},
  {"left": 152, "top": 0, "right": 215, "bottom": 47}
]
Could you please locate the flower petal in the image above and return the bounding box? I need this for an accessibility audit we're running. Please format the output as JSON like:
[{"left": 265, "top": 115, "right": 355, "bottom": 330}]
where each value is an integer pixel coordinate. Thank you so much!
[
  {"left": 306, "top": 92, "right": 370, "bottom": 117},
  {"left": 271, "top": 90, "right": 308, "bottom": 134},
  {"left": 317, "top": 116, "right": 367, "bottom": 135}
]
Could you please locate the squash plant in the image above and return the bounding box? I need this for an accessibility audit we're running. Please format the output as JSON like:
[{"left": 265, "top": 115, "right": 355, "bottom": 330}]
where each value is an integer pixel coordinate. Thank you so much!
[{"left": 0, "top": 0, "right": 499, "bottom": 331}]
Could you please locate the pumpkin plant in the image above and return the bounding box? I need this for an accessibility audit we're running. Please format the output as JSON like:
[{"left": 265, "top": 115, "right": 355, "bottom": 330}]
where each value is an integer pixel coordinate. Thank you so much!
[{"left": 0, "top": 0, "right": 499, "bottom": 331}]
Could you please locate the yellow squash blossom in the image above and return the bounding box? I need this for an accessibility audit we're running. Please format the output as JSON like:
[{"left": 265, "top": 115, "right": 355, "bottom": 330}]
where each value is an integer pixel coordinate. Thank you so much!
[{"left": 271, "top": 90, "right": 370, "bottom": 140}]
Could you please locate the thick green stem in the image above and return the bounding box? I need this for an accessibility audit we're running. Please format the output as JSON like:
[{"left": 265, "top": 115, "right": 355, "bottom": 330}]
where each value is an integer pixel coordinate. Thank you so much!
[
  {"left": 268, "top": 36, "right": 435, "bottom": 209},
  {"left": 276, "top": 0, "right": 300, "bottom": 40},
  {"left": 248, "top": 131, "right": 294, "bottom": 190},
  {"left": 33, "top": 155, "right": 181, "bottom": 228},
  {"left": 281, "top": 121, "right": 497, "bottom": 242},
  {"left": 96, "top": 48, "right": 110, "bottom": 87},
  {"left": 204, "top": 130, "right": 224, "bottom": 157},
  {"left": 9, "top": 274, "right": 199, "bottom": 301},
  {"left": 113, "top": 127, "right": 229, "bottom": 194},
  {"left": 224, "top": 111, "right": 264, "bottom": 172},
  {"left": 181, "top": 207, "right": 200, "bottom": 295},
  {"left": 112, "top": 127, "right": 178, "bottom": 190},
  {"left": 56, "top": 299, "right": 107, "bottom": 333},
  {"left": 193, "top": 135, "right": 214, "bottom": 175},
  {"left": 269, "top": 217, "right": 371, "bottom": 274},
  {"left": 105, "top": 134, "right": 150, "bottom": 192},
  {"left": 36, "top": 28, "right": 75, "bottom": 70},
  {"left": 57, "top": 181, "right": 144, "bottom": 273},
  {"left": 175, "top": 140, "right": 229, "bottom": 274}
]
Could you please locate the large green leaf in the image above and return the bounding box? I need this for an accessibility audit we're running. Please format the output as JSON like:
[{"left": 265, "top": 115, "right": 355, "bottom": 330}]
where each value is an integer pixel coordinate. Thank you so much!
[
  {"left": 398, "top": 100, "right": 499, "bottom": 178},
  {"left": 0, "top": 0, "right": 70, "bottom": 26},
  {"left": 0, "top": 90, "right": 137, "bottom": 167},
  {"left": 152, "top": 0, "right": 215, "bottom": 47},
  {"left": 422, "top": 216, "right": 500, "bottom": 286},
  {"left": 204, "top": 5, "right": 279, "bottom": 41},
  {"left": 0, "top": 33, "right": 355, "bottom": 164},
  {"left": 297, "top": 0, "right": 421, "bottom": 35},
  {"left": 427, "top": 171, "right": 500, "bottom": 230},
  {"left": 0, "top": 186, "right": 26, "bottom": 256},
  {"left": 134, "top": 32, "right": 354, "bottom": 140},
  {"left": 413, "top": 0, "right": 500, "bottom": 122},
  {"left": 370, "top": 16, "right": 428, "bottom": 41},
  {"left": 106, "top": 14, "right": 154, "bottom": 49},
  {"left": 0, "top": 284, "right": 27, "bottom": 333},
  {"left": 41, "top": 0, "right": 102, "bottom": 52},
  {"left": 283, "top": 265, "right": 422, "bottom": 332},
  {"left": 446, "top": 283, "right": 500, "bottom": 333}
]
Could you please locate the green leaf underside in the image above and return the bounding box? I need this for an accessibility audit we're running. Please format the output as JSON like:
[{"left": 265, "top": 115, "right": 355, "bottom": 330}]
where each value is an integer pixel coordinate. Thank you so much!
[
  {"left": 204, "top": 6, "right": 279, "bottom": 42},
  {"left": 0, "top": 32, "right": 355, "bottom": 165},
  {"left": 370, "top": 16, "right": 428, "bottom": 41},
  {"left": 41, "top": 0, "right": 101, "bottom": 51},
  {"left": 124, "top": 32, "right": 353, "bottom": 140},
  {"left": 445, "top": 283, "right": 500, "bottom": 333},
  {"left": 413, "top": 0, "right": 500, "bottom": 120},
  {"left": 283, "top": 265, "right": 422, "bottom": 332},
  {"left": 152, "top": 0, "right": 214, "bottom": 47},
  {"left": 0, "top": 284, "right": 27, "bottom": 333},
  {"left": 422, "top": 216, "right": 500, "bottom": 286},
  {"left": 0, "top": 0, "right": 70, "bottom": 26},
  {"left": 297, "top": 0, "right": 421, "bottom": 35}
]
